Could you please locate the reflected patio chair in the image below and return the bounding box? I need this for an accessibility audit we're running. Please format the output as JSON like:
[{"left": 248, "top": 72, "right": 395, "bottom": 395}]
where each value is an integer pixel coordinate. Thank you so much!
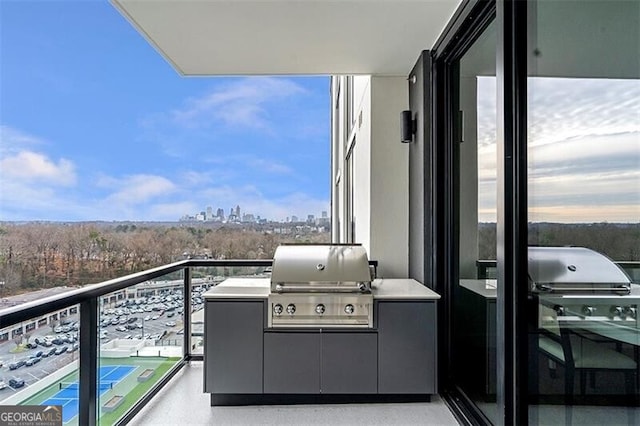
[{"left": 538, "top": 313, "right": 638, "bottom": 403}]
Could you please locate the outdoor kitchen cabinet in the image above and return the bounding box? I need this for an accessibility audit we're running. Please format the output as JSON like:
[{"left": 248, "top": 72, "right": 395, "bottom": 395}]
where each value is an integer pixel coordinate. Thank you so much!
[
  {"left": 204, "top": 300, "right": 264, "bottom": 394},
  {"left": 203, "top": 278, "right": 441, "bottom": 404},
  {"left": 264, "top": 331, "right": 378, "bottom": 394},
  {"left": 264, "top": 331, "right": 320, "bottom": 393},
  {"left": 377, "top": 301, "right": 437, "bottom": 394}
]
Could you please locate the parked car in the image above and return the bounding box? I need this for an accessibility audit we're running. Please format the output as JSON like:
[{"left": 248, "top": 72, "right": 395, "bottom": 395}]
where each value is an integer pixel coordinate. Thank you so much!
[
  {"left": 34, "top": 351, "right": 43, "bottom": 357},
  {"left": 165, "top": 321, "right": 177, "bottom": 327},
  {"left": 25, "top": 357, "right": 40, "bottom": 366},
  {"left": 0, "top": 380, "right": 7, "bottom": 390},
  {"left": 47, "top": 348, "right": 57, "bottom": 356},
  {"left": 9, "top": 378, "right": 25, "bottom": 388},
  {"left": 9, "top": 361, "right": 23, "bottom": 370}
]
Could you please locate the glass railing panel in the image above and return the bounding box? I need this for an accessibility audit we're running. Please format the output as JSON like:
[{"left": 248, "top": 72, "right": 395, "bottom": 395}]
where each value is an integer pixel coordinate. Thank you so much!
[
  {"left": 0, "top": 305, "right": 80, "bottom": 425},
  {"left": 97, "top": 271, "right": 184, "bottom": 425},
  {"left": 188, "top": 265, "right": 271, "bottom": 356}
]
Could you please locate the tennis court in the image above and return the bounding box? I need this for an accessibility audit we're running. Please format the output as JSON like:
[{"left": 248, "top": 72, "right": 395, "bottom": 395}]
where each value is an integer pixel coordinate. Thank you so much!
[{"left": 42, "top": 365, "right": 136, "bottom": 424}]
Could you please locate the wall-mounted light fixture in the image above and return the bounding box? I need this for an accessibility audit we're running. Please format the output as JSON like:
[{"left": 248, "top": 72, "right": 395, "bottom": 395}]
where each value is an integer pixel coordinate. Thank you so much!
[{"left": 401, "top": 110, "right": 416, "bottom": 143}]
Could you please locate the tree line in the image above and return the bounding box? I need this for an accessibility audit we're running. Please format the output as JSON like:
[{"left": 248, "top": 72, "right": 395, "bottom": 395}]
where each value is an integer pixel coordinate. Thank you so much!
[
  {"left": 478, "top": 222, "right": 640, "bottom": 261},
  {"left": 0, "top": 223, "right": 329, "bottom": 296}
]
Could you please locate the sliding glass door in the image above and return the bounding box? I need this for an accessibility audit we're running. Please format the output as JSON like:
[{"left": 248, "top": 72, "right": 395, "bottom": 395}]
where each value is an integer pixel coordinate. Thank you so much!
[{"left": 526, "top": 1, "right": 640, "bottom": 424}]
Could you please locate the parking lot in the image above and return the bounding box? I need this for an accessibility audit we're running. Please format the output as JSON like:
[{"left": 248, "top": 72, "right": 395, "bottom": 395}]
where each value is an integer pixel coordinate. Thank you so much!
[{"left": 0, "top": 286, "right": 207, "bottom": 398}]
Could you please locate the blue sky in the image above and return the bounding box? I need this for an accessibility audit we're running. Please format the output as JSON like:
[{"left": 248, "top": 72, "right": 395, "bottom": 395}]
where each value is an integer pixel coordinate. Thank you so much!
[{"left": 0, "top": 0, "right": 330, "bottom": 222}]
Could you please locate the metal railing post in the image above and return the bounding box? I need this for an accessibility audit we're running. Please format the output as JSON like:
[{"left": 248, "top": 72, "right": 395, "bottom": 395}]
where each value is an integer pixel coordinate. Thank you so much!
[
  {"left": 183, "top": 267, "right": 191, "bottom": 359},
  {"left": 79, "top": 297, "right": 98, "bottom": 426}
]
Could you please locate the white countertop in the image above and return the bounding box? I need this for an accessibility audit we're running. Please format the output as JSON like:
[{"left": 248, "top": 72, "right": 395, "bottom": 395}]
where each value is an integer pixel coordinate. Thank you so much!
[
  {"left": 203, "top": 278, "right": 270, "bottom": 299},
  {"left": 203, "top": 277, "right": 440, "bottom": 300},
  {"left": 371, "top": 278, "right": 440, "bottom": 300}
]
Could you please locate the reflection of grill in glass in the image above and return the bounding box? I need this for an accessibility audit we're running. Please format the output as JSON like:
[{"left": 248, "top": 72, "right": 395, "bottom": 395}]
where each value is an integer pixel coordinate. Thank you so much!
[
  {"left": 529, "top": 247, "right": 632, "bottom": 294},
  {"left": 268, "top": 244, "right": 373, "bottom": 328},
  {"left": 532, "top": 247, "right": 639, "bottom": 345},
  {"left": 533, "top": 247, "right": 639, "bottom": 402}
]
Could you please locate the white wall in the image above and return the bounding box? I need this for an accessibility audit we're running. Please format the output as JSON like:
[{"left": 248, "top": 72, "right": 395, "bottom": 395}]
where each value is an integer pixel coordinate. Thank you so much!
[
  {"left": 369, "top": 76, "right": 409, "bottom": 277},
  {"left": 353, "top": 76, "right": 372, "bottom": 252},
  {"left": 331, "top": 75, "right": 409, "bottom": 278}
]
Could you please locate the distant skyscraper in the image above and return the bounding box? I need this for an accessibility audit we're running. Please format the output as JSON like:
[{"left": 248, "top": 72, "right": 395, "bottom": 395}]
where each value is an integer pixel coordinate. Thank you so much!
[
  {"left": 322, "top": 211, "right": 328, "bottom": 218},
  {"left": 291, "top": 215, "right": 298, "bottom": 222},
  {"left": 235, "top": 205, "right": 241, "bottom": 218},
  {"left": 217, "top": 208, "right": 224, "bottom": 219}
]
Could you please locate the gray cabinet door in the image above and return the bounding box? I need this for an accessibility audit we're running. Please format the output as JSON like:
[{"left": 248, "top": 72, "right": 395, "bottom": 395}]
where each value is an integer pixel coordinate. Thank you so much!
[
  {"left": 204, "top": 301, "right": 264, "bottom": 394},
  {"left": 321, "top": 332, "right": 378, "bottom": 394},
  {"left": 264, "top": 332, "right": 320, "bottom": 393},
  {"left": 377, "top": 301, "right": 437, "bottom": 394}
]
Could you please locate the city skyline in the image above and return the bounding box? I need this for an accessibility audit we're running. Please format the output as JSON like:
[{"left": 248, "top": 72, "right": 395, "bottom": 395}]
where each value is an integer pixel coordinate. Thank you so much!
[
  {"left": 0, "top": 2, "right": 330, "bottom": 222},
  {"left": 179, "top": 203, "right": 329, "bottom": 224}
]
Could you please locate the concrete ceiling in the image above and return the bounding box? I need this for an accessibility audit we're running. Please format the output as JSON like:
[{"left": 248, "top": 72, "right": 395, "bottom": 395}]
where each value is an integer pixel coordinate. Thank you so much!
[{"left": 112, "top": 0, "right": 462, "bottom": 76}]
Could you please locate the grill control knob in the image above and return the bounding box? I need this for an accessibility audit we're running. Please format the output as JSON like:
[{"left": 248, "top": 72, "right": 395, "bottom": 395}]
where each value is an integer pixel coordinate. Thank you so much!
[
  {"left": 623, "top": 306, "right": 637, "bottom": 319},
  {"left": 286, "top": 304, "right": 296, "bottom": 315},
  {"left": 273, "top": 304, "right": 283, "bottom": 315},
  {"left": 315, "top": 304, "right": 325, "bottom": 315},
  {"left": 581, "top": 306, "right": 595, "bottom": 316},
  {"left": 610, "top": 306, "right": 623, "bottom": 317},
  {"left": 344, "top": 304, "right": 355, "bottom": 315}
]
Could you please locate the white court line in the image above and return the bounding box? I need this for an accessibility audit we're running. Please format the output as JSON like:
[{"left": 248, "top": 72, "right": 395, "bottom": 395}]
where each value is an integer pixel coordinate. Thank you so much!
[{"left": 99, "top": 365, "right": 118, "bottom": 381}]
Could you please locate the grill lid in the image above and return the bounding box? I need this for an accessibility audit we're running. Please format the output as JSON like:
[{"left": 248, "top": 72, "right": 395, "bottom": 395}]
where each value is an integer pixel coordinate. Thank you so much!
[
  {"left": 271, "top": 244, "right": 371, "bottom": 293},
  {"left": 528, "top": 247, "right": 631, "bottom": 293}
]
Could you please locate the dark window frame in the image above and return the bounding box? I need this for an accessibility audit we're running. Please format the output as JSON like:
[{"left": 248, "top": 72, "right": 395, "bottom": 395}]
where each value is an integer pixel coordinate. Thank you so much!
[{"left": 430, "top": 0, "right": 530, "bottom": 424}]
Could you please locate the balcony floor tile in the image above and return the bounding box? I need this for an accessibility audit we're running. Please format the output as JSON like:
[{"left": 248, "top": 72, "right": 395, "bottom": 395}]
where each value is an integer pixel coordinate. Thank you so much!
[{"left": 128, "top": 362, "right": 460, "bottom": 425}]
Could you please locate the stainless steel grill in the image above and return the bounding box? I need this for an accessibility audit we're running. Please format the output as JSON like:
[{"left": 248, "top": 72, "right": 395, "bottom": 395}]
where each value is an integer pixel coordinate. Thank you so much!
[{"left": 268, "top": 244, "right": 373, "bottom": 328}]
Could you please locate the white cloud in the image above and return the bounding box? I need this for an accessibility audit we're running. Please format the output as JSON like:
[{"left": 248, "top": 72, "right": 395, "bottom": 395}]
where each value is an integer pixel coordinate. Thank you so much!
[
  {"left": 1, "top": 151, "right": 76, "bottom": 186},
  {"left": 100, "top": 174, "right": 177, "bottom": 205},
  {"left": 0, "top": 126, "right": 77, "bottom": 187},
  {"left": 180, "top": 171, "right": 215, "bottom": 186},
  {"left": 476, "top": 77, "right": 640, "bottom": 223},
  {"left": 0, "top": 125, "right": 45, "bottom": 155},
  {"left": 247, "top": 158, "right": 294, "bottom": 175},
  {"left": 171, "top": 77, "right": 306, "bottom": 130}
]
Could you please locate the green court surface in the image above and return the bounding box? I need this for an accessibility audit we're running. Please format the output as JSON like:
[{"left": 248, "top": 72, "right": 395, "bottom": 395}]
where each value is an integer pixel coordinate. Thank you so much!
[{"left": 20, "top": 356, "right": 180, "bottom": 425}]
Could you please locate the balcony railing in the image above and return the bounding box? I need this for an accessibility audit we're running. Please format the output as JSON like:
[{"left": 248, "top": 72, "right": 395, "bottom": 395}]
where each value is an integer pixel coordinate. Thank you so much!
[
  {"left": 0, "top": 259, "right": 271, "bottom": 426},
  {"left": 0, "top": 258, "right": 379, "bottom": 425}
]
